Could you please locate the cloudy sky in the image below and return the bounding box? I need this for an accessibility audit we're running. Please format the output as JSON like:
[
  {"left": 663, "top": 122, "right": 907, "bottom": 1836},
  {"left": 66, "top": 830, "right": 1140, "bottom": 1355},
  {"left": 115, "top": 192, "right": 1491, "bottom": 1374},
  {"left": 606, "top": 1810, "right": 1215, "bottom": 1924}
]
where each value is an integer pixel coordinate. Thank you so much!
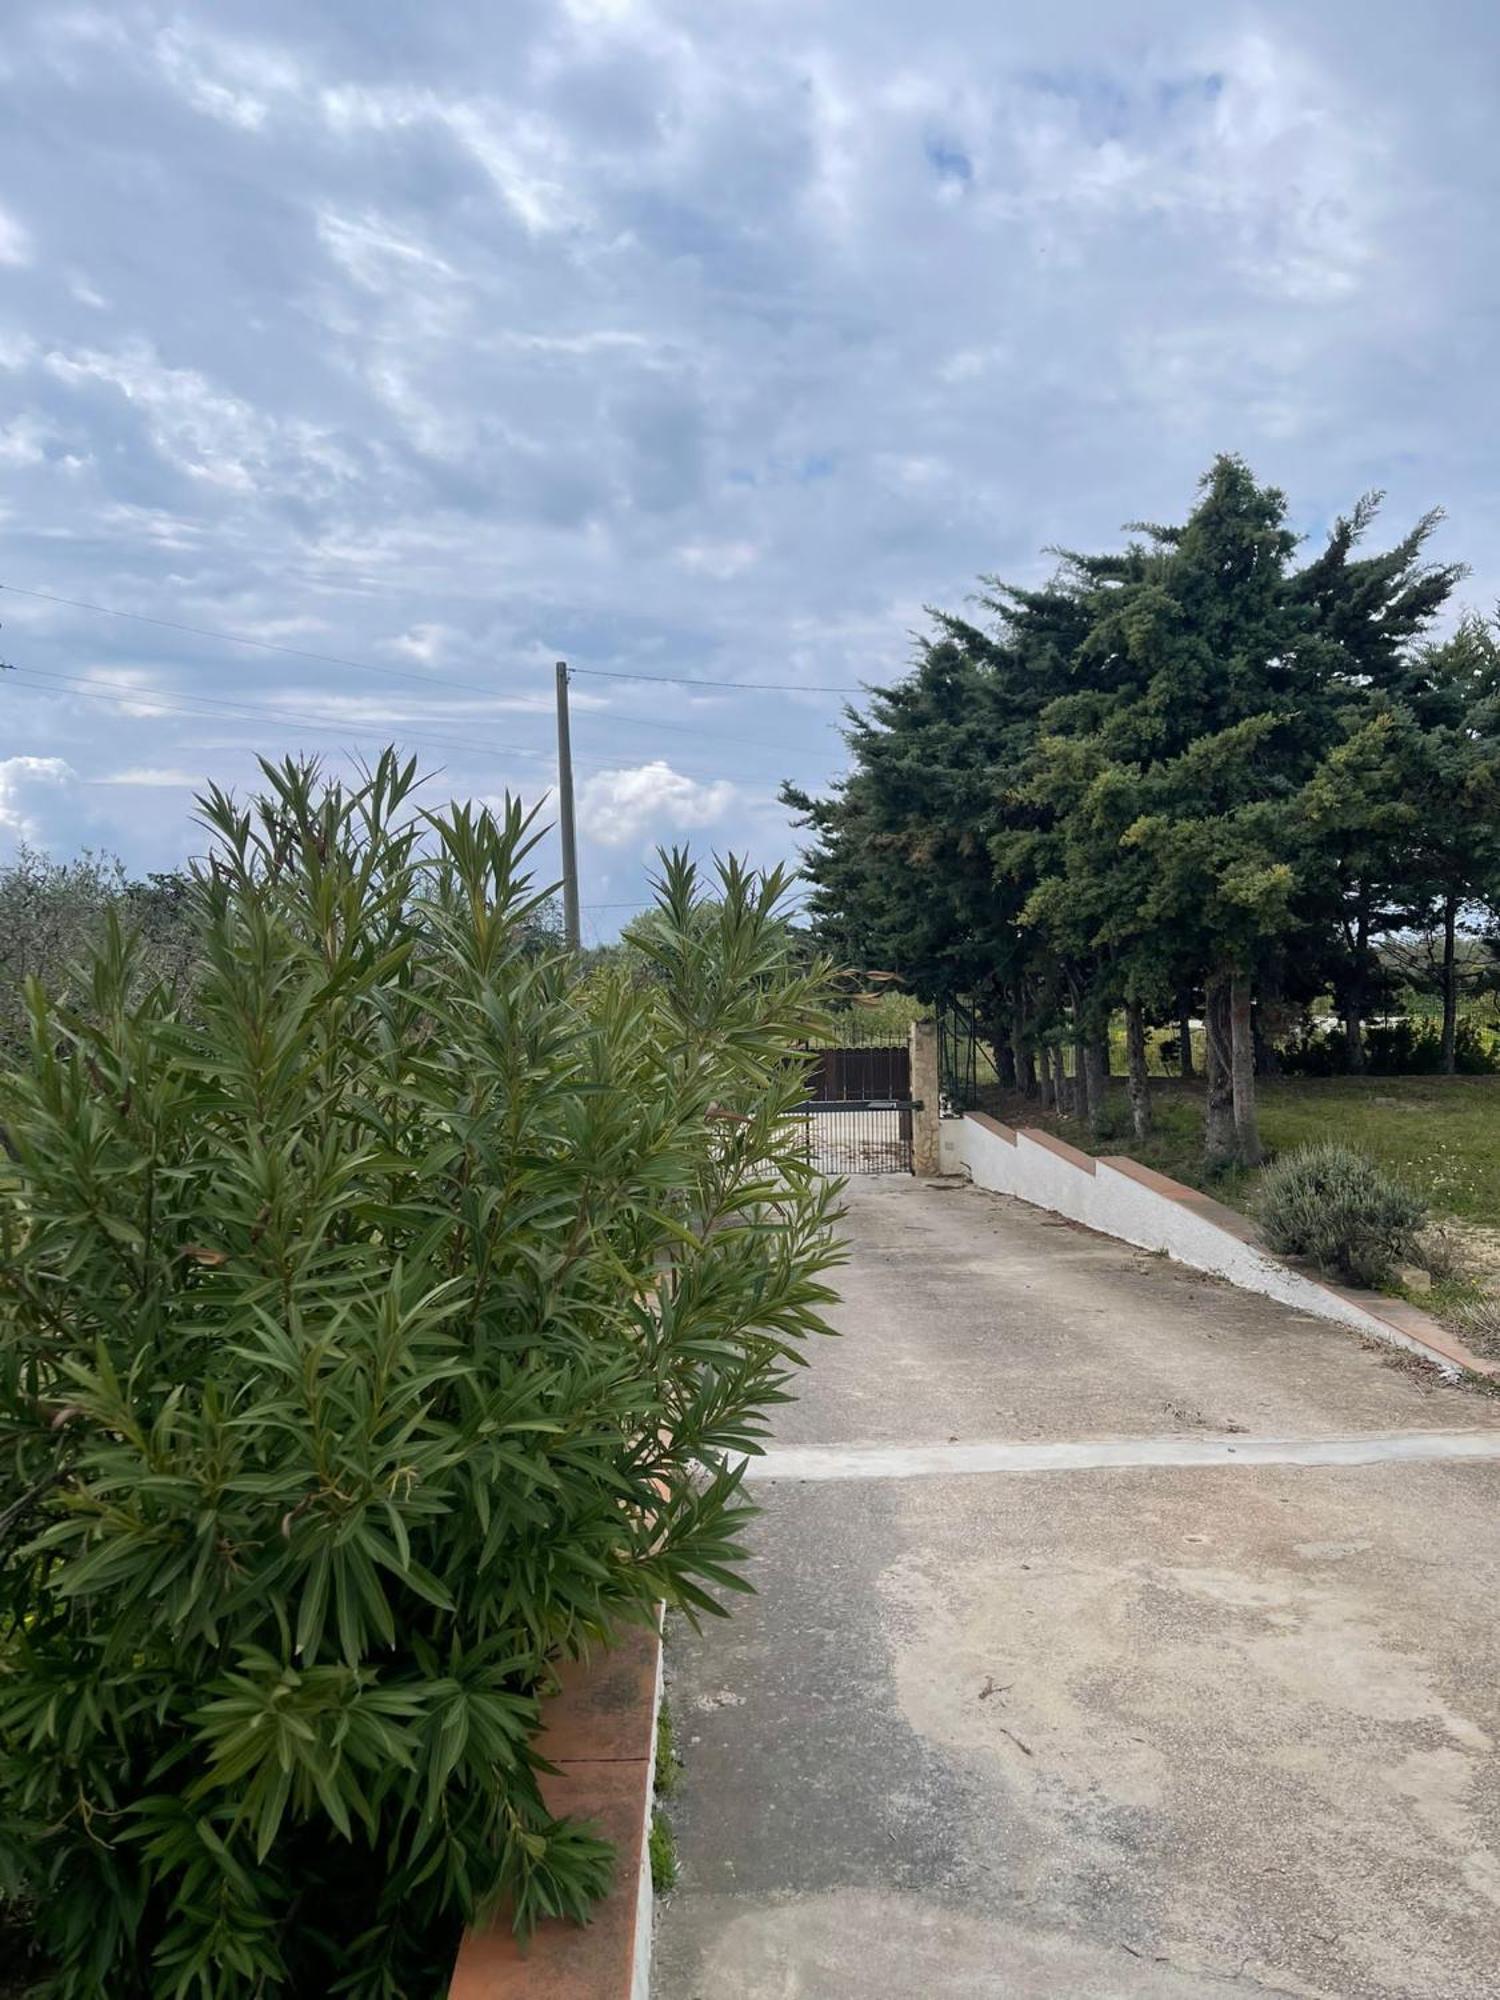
[{"left": 1, "top": 1, "right": 1496, "bottom": 933}]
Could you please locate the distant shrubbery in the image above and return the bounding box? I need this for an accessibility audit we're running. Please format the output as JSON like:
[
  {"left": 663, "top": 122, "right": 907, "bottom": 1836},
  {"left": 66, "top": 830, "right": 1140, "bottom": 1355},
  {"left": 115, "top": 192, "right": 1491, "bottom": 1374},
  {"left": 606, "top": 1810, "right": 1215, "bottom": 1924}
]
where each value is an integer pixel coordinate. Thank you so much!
[
  {"left": 0, "top": 755, "right": 842, "bottom": 1998},
  {"left": 1279, "top": 1016, "right": 1499, "bottom": 1077},
  {"left": 1259, "top": 1143, "right": 1427, "bottom": 1287},
  {"left": 0, "top": 845, "right": 197, "bottom": 1052}
]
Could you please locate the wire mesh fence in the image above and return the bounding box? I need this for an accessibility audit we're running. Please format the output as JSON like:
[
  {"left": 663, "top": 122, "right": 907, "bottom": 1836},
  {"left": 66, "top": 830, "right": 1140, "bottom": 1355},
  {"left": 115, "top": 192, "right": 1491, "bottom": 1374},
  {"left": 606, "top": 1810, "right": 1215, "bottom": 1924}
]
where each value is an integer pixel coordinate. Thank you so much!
[{"left": 938, "top": 995, "right": 1003, "bottom": 1111}]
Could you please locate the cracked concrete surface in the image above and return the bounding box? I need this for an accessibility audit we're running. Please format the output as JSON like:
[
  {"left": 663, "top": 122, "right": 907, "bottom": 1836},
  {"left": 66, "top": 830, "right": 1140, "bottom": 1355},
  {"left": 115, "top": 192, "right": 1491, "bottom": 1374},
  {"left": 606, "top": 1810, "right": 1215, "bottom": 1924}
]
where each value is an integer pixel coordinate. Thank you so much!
[{"left": 654, "top": 1179, "right": 1500, "bottom": 1999}]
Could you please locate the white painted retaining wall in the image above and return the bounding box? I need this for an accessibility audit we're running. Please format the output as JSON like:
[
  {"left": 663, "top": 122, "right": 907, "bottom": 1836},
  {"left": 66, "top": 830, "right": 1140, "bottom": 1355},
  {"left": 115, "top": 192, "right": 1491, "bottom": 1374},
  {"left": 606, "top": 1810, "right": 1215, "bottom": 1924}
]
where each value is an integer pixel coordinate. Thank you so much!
[{"left": 940, "top": 1112, "right": 1490, "bottom": 1381}]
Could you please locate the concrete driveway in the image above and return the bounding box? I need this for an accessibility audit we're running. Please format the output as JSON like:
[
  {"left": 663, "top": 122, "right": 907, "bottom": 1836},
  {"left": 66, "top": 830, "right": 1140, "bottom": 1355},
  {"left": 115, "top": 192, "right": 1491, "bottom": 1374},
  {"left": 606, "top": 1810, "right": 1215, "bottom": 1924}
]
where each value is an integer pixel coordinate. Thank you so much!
[{"left": 654, "top": 1178, "right": 1500, "bottom": 1999}]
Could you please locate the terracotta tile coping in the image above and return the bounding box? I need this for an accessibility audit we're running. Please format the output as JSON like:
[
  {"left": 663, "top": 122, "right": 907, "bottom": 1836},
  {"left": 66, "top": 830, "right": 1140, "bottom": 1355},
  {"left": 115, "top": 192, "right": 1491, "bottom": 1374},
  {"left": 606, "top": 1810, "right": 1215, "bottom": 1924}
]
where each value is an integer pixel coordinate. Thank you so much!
[
  {"left": 968, "top": 1111, "right": 1019, "bottom": 1146},
  {"left": 961, "top": 1116, "right": 1499, "bottom": 1382},
  {"left": 449, "top": 1618, "right": 662, "bottom": 2000},
  {"left": 1308, "top": 1280, "right": 1498, "bottom": 1378}
]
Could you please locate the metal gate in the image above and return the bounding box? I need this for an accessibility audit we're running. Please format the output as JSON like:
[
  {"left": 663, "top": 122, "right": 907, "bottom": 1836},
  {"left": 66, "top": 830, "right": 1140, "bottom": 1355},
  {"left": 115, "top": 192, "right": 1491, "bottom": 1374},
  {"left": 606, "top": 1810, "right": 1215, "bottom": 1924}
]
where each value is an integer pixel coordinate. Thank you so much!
[
  {"left": 804, "top": 1043, "right": 911, "bottom": 1102},
  {"left": 800, "top": 1041, "right": 916, "bottom": 1174},
  {"left": 801, "top": 1097, "right": 915, "bottom": 1174}
]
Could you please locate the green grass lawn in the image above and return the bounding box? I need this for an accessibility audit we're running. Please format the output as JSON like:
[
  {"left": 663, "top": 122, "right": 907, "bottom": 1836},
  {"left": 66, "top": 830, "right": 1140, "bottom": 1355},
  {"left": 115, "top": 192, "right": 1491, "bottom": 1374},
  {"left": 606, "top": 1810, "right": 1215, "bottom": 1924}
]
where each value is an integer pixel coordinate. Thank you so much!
[{"left": 984, "top": 1074, "right": 1500, "bottom": 1227}]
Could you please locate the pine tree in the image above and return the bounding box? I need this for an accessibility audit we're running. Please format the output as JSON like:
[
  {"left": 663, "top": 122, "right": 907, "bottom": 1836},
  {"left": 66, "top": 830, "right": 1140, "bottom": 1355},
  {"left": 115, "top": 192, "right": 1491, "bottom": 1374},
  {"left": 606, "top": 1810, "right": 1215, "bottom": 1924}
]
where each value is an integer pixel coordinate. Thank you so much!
[
  {"left": 1393, "top": 617, "right": 1500, "bottom": 1068},
  {"left": 785, "top": 457, "right": 1474, "bottom": 1169}
]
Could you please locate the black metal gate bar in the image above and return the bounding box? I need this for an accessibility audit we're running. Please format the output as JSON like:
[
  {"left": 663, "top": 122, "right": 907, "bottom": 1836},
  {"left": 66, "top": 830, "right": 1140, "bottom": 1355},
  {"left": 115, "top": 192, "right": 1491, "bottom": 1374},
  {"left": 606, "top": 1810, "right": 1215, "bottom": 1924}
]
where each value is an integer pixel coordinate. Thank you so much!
[{"left": 798, "top": 1099, "right": 917, "bottom": 1176}]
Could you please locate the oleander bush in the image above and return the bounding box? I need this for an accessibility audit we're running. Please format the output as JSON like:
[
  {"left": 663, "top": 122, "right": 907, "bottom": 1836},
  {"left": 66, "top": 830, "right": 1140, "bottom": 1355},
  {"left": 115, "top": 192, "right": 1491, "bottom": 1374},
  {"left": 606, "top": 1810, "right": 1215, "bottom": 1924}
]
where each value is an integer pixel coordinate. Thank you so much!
[
  {"left": 1258, "top": 1141, "right": 1427, "bottom": 1288},
  {"left": 0, "top": 754, "right": 842, "bottom": 1999}
]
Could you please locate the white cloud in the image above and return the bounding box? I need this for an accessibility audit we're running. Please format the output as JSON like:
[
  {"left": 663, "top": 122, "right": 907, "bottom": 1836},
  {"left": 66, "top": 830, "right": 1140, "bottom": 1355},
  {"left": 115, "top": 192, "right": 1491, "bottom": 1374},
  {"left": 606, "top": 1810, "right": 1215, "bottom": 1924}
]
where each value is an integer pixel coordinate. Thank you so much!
[
  {"left": 0, "top": 203, "right": 31, "bottom": 266},
  {"left": 445, "top": 104, "right": 588, "bottom": 235},
  {"left": 562, "top": 0, "right": 642, "bottom": 22},
  {"left": 579, "top": 760, "right": 736, "bottom": 848},
  {"left": 41, "top": 339, "right": 355, "bottom": 500},
  {"left": 388, "top": 623, "right": 454, "bottom": 665},
  {"left": 318, "top": 85, "right": 585, "bottom": 235},
  {"left": 984, "top": 31, "right": 1378, "bottom": 305},
  {"left": 938, "top": 344, "right": 1006, "bottom": 384},
  {"left": 0, "top": 415, "right": 52, "bottom": 466},
  {"left": 0, "top": 756, "right": 78, "bottom": 845},
  {"left": 73, "top": 667, "right": 177, "bottom": 719},
  {"left": 93, "top": 501, "right": 204, "bottom": 549},
  {"left": 876, "top": 453, "right": 946, "bottom": 491},
  {"left": 257, "top": 689, "right": 554, "bottom": 736},
  {"left": 151, "top": 25, "right": 303, "bottom": 133},
  {"left": 676, "top": 539, "right": 759, "bottom": 579},
  {"left": 43, "top": 342, "right": 266, "bottom": 490},
  {"left": 498, "top": 330, "right": 653, "bottom": 358},
  {"left": 316, "top": 210, "right": 458, "bottom": 290},
  {"left": 93, "top": 767, "right": 202, "bottom": 787},
  {"left": 39, "top": 8, "right": 128, "bottom": 55}
]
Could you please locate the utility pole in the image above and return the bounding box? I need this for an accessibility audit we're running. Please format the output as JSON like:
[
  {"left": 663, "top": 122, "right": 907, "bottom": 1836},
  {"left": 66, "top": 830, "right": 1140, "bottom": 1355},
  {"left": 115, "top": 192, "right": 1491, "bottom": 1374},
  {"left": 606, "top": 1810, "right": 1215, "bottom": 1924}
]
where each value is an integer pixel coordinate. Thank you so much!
[{"left": 554, "top": 659, "right": 580, "bottom": 951}]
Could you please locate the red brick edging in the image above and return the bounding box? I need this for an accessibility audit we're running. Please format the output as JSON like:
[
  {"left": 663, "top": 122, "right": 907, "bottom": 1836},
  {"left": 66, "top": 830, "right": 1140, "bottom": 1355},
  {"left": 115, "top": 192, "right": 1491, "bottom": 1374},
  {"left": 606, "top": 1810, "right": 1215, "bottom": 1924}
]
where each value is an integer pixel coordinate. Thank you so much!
[{"left": 450, "top": 1619, "right": 663, "bottom": 2000}]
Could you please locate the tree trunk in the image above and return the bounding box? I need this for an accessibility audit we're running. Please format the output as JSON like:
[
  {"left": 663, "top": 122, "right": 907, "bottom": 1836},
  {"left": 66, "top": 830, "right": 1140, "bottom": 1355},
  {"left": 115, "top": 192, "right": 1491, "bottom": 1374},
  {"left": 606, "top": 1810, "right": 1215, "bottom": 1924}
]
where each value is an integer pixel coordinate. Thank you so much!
[
  {"left": 1343, "top": 990, "right": 1365, "bottom": 1074},
  {"left": 1038, "top": 1043, "right": 1056, "bottom": 1111},
  {"left": 1071, "top": 1033, "right": 1087, "bottom": 1121},
  {"left": 1083, "top": 1036, "right": 1109, "bottom": 1136},
  {"left": 1344, "top": 894, "right": 1370, "bottom": 1074},
  {"left": 1229, "top": 971, "right": 1263, "bottom": 1165},
  {"left": 1344, "top": 1000, "right": 1368, "bottom": 1080},
  {"left": 1203, "top": 972, "right": 1237, "bottom": 1169},
  {"left": 1256, "top": 954, "right": 1283, "bottom": 1079},
  {"left": 996, "top": 1039, "right": 1017, "bottom": 1090},
  {"left": 1177, "top": 994, "right": 1195, "bottom": 1079},
  {"left": 1012, "top": 988, "right": 1037, "bottom": 1098},
  {"left": 1441, "top": 891, "right": 1459, "bottom": 1075},
  {"left": 1017, "top": 1046, "right": 1036, "bottom": 1098},
  {"left": 1124, "top": 998, "right": 1152, "bottom": 1142}
]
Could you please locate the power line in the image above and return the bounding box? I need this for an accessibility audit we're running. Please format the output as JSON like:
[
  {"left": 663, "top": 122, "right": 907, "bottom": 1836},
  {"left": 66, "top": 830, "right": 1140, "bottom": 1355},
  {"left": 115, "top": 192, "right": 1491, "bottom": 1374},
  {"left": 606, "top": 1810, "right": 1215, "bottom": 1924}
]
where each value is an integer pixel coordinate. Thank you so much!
[
  {"left": 580, "top": 707, "right": 814, "bottom": 751},
  {"left": 5, "top": 666, "right": 554, "bottom": 766},
  {"left": 1, "top": 579, "right": 847, "bottom": 741},
  {"left": 0, "top": 582, "right": 500, "bottom": 701},
  {"left": 5, "top": 666, "right": 775, "bottom": 785},
  {"left": 571, "top": 665, "right": 866, "bottom": 694}
]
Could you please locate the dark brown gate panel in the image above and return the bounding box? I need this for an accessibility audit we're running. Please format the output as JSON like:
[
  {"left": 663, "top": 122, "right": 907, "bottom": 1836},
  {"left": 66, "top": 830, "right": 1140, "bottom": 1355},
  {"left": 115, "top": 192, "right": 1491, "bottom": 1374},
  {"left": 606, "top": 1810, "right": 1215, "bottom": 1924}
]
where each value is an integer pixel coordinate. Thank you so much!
[{"left": 804, "top": 1044, "right": 910, "bottom": 1102}]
